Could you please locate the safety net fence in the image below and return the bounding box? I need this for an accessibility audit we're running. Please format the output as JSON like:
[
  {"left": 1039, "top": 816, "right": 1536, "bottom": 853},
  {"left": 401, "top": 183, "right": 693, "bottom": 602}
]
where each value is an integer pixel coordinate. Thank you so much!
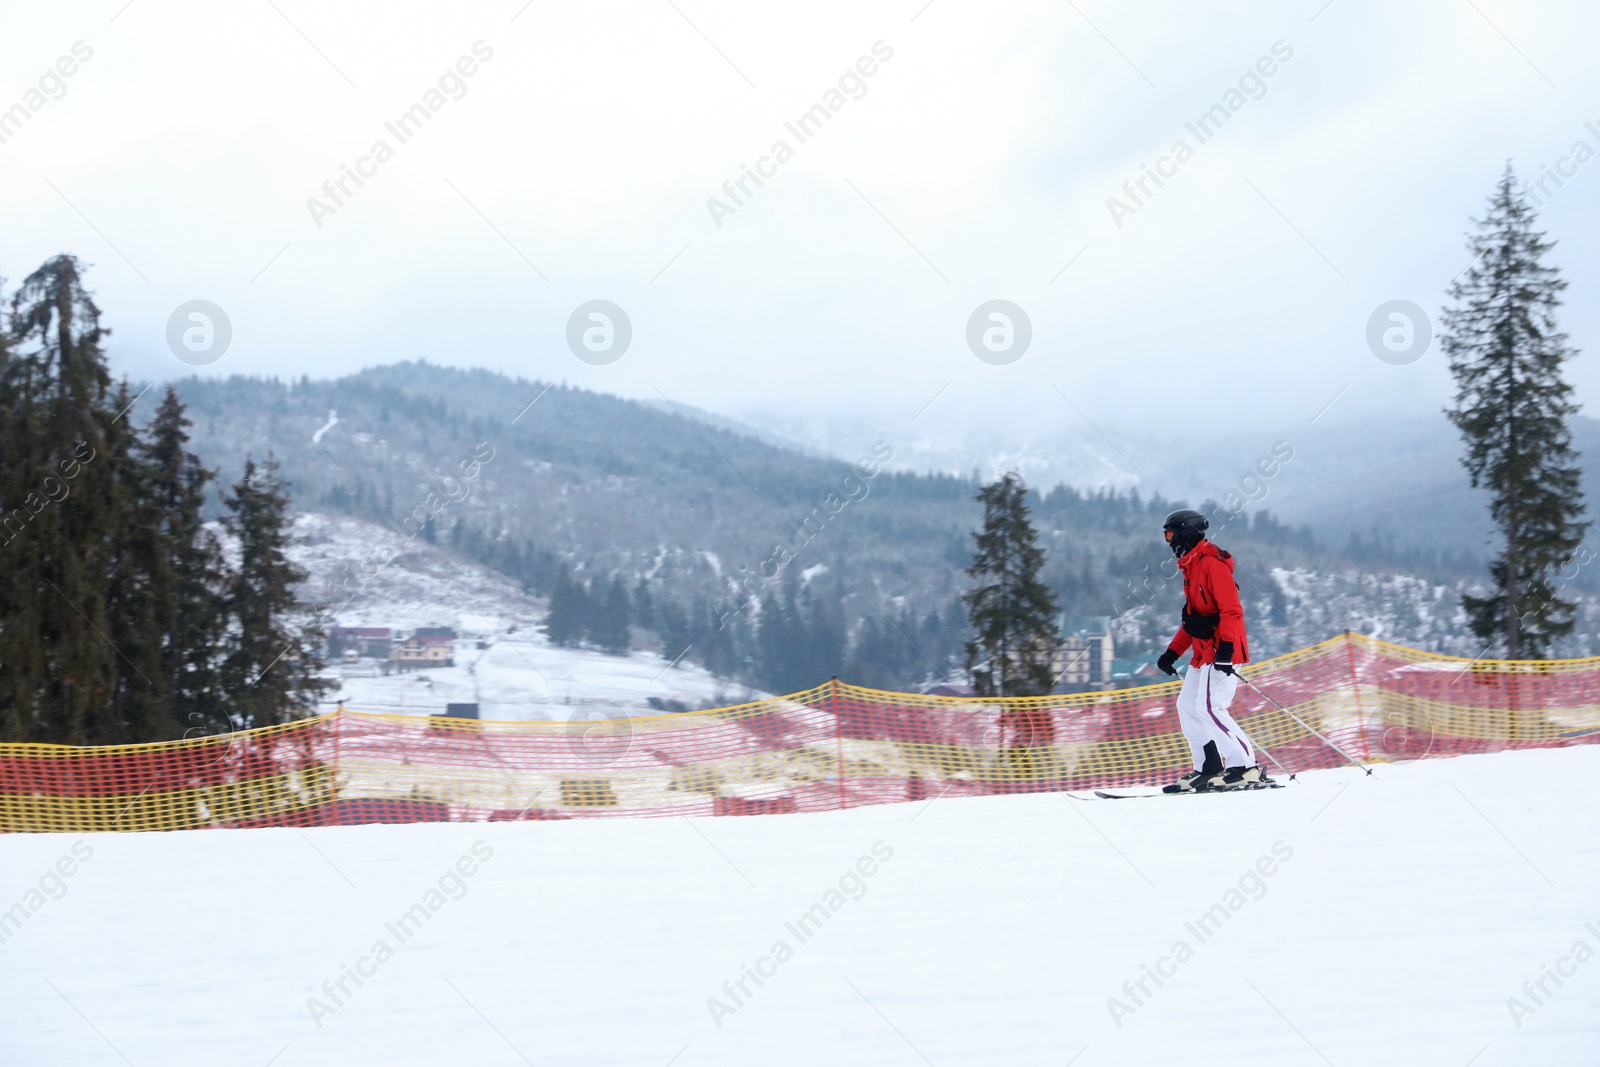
[{"left": 3, "top": 632, "right": 1598, "bottom": 833}]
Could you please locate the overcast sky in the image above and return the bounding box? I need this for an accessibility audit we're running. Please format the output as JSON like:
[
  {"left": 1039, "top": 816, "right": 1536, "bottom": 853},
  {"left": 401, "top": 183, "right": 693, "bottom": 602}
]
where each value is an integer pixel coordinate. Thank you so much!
[{"left": 2, "top": 0, "right": 1597, "bottom": 444}]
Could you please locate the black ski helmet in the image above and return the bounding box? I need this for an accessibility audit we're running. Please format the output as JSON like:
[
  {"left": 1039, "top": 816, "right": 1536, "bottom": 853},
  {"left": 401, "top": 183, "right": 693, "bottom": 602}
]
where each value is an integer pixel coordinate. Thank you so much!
[{"left": 1163, "top": 509, "right": 1208, "bottom": 556}]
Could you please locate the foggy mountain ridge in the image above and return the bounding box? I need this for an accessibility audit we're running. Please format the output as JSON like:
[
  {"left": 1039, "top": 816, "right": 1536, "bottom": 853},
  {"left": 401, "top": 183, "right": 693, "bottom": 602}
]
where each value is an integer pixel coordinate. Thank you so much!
[
  {"left": 167, "top": 361, "right": 1600, "bottom": 667},
  {"left": 744, "top": 408, "right": 1570, "bottom": 557}
]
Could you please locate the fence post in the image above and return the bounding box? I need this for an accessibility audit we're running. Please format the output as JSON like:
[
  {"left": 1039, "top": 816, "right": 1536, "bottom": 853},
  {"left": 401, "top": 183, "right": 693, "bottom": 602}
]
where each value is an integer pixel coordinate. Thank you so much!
[
  {"left": 327, "top": 703, "right": 343, "bottom": 828},
  {"left": 831, "top": 676, "right": 845, "bottom": 810},
  {"left": 1341, "top": 630, "right": 1369, "bottom": 762}
]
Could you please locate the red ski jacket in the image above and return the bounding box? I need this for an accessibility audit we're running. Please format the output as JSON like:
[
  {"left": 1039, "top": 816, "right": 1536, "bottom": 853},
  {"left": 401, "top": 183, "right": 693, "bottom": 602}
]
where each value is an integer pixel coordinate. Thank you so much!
[{"left": 1167, "top": 539, "right": 1249, "bottom": 667}]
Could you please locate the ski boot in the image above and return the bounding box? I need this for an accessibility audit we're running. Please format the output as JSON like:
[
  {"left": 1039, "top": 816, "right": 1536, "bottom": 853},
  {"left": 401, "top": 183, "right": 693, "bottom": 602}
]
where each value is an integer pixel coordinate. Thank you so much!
[
  {"left": 1219, "top": 766, "right": 1262, "bottom": 790},
  {"left": 1163, "top": 744, "right": 1224, "bottom": 793},
  {"left": 1162, "top": 768, "right": 1210, "bottom": 794}
]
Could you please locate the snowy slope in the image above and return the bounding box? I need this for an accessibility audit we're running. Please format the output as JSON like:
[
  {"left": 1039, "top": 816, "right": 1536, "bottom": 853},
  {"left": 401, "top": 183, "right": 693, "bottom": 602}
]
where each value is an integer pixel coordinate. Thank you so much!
[
  {"left": 291, "top": 513, "right": 763, "bottom": 720},
  {"left": 293, "top": 512, "right": 543, "bottom": 641},
  {"left": 3, "top": 746, "right": 1597, "bottom": 1065}
]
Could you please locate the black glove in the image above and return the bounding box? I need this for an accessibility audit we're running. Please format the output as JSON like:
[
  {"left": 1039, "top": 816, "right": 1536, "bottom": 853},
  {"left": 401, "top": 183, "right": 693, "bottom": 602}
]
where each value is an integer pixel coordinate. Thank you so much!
[
  {"left": 1156, "top": 649, "right": 1179, "bottom": 676},
  {"left": 1213, "top": 641, "right": 1235, "bottom": 675}
]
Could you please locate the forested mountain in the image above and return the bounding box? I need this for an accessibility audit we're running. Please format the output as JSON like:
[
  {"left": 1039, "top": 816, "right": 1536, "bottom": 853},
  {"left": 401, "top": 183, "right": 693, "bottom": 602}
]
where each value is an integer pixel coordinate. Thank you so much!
[
  {"left": 762, "top": 408, "right": 1600, "bottom": 563},
  {"left": 168, "top": 361, "right": 1600, "bottom": 693}
]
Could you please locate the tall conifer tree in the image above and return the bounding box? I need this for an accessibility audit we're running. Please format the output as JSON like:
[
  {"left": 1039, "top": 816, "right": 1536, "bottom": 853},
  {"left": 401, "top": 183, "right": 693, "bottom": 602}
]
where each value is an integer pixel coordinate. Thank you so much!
[
  {"left": 1444, "top": 165, "right": 1588, "bottom": 658},
  {"left": 103, "top": 379, "right": 172, "bottom": 740},
  {"left": 143, "top": 388, "right": 226, "bottom": 732},
  {"left": 593, "top": 574, "right": 632, "bottom": 654},
  {"left": 0, "top": 256, "right": 126, "bottom": 743},
  {"left": 544, "top": 564, "right": 586, "bottom": 647},
  {"left": 219, "top": 455, "right": 327, "bottom": 726},
  {"left": 963, "top": 473, "right": 1060, "bottom": 697}
]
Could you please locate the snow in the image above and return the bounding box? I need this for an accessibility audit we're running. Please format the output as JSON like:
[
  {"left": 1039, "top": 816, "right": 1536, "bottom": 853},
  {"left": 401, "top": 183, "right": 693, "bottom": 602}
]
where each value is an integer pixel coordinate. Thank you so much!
[
  {"left": 326, "top": 635, "right": 755, "bottom": 722},
  {"left": 291, "top": 513, "right": 762, "bottom": 719},
  {"left": 293, "top": 512, "right": 538, "bottom": 639},
  {"left": 309, "top": 410, "right": 338, "bottom": 445},
  {"left": 4, "top": 745, "right": 1597, "bottom": 1065}
]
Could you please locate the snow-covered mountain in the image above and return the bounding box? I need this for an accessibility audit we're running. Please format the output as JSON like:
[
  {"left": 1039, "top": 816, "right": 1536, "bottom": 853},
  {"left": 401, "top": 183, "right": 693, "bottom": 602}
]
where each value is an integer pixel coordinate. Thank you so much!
[
  {"left": 290, "top": 513, "right": 767, "bottom": 721},
  {"left": 173, "top": 363, "right": 1600, "bottom": 676}
]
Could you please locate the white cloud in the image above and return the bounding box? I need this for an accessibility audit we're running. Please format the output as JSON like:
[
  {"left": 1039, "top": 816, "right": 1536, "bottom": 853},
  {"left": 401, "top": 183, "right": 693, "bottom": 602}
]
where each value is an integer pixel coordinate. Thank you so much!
[{"left": 0, "top": 0, "right": 1595, "bottom": 441}]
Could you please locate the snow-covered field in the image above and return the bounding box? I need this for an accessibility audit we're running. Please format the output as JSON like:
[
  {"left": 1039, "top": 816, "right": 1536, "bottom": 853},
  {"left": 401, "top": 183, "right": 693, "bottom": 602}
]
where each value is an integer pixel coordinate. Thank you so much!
[
  {"left": 3, "top": 746, "right": 1596, "bottom": 1065},
  {"left": 325, "top": 635, "right": 756, "bottom": 722},
  {"left": 292, "top": 513, "right": 763, "bottom": 719}
]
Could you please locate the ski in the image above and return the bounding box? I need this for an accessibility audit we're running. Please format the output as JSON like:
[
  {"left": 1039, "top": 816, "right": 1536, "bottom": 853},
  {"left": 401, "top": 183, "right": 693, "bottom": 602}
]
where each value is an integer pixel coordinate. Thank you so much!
[{"left": 1087, "top": 780, "right": 1284, "bottom": 800}]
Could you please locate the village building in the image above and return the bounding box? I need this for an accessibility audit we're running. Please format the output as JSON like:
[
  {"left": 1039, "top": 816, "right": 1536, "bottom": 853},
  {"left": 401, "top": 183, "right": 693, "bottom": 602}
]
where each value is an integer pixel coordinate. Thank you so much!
[
  {"left": 389, "top": 633, "right": 455, "bottom": 670},
  {"left": 1053, "top": 615, "right": 1114, "bottom": 689},
  {"left": 328, "top": 626, "right": 393, "bottom": 659}
]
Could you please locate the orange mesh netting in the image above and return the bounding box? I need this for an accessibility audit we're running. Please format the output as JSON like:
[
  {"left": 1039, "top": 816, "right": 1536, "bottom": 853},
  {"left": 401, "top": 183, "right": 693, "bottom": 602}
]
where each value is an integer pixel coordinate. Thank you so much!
[{"left": 3, "top": 633, "right": 1597, "bottom": 832}]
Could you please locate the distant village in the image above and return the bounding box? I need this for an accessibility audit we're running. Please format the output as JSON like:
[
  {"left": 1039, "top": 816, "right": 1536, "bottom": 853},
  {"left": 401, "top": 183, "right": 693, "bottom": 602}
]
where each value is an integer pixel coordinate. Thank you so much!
[
  {"left": 330, "top": 616, "right": 1165, "bottom": 695},
  {"left": 327, "top": 626, "right": 469, "bottom": 673},
  {"left": 924, "top": 615, "right": 1164, "bottom": 697}
]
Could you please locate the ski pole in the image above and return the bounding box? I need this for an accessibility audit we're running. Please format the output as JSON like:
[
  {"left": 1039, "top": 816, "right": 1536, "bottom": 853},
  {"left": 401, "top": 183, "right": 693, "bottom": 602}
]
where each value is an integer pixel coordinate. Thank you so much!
[
  {"left": 1234, "top": 671, "right": 1373, "bottom": 777},
  {"left": 1232, "top": 723, "right": 1296, "bottom": 782}
]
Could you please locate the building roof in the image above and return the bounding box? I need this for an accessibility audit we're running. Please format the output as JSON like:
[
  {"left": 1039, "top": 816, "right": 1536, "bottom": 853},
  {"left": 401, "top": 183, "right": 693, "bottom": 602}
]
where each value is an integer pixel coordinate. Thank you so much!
[
  {"left": 332, "top": 627, "right": 391, "bottom": 638},
  {"left": 412, "top": 634, "right": 455, "bottom": 646},
  {"left": 1111, "top": 656, "right": 1162, "bottom": 677}
]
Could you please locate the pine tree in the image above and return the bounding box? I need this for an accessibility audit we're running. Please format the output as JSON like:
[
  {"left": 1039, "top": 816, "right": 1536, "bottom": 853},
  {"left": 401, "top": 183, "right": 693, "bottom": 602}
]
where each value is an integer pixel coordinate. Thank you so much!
[
  {"left": 751, "top": 581, "right": 847, "bottom": 693},
  {"left": 218, "top": 455, "right": 327, "bottom": 726},
  {"left": 632, "top": 576, "right": 656, "bottom": 633},
  {"left": 848, "top": 615, "right": 909, "bottom": 690},
  {"left": 656, "top": 598, "right": 692, "bottom": 663},
  {"left": 1, "top": 257, "right": 307, "bottom": 742},
  {"left": 963, "top": 473, "right": 1061, "bottom": 697},
  {"left": 755, "top": 585, "right": 795, "bottom": 690},
  {"left": 544, "top": 564, "right": 585, "bottom": 647},
  {"left": 1444, "top": 165, "right": 1588, "bottom": 658},
  {"left": 593, "top": 575, "right": 632, "bottom": 654},
  {"left": 103, "top": 379, "right": 172, "bottom": 741},
  {"left": 798, "top": 583, "right": 844, "bottom": 685},
  {"left": 143, "top": 388, "right": 226, "bottom": 734},
  {"left": 691, "top": 595, "right": 743, "bottom": 678},
  {"left": 0, "top": 256, "right": 127, "bottom": 743}
]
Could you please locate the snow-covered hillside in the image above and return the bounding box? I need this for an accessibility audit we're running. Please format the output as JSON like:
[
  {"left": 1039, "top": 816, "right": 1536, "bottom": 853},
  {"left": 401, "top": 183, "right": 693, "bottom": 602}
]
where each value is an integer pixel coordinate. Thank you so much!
[
  {"left": 3, "top": 746, "right": 1595, "bottom": 1064},
  {"left": 290, "top": 513, "right": 764, "bottom": 720},
  {"left": 1255, "top": 566, "right": 1600, "bottom": 659},
  {"left": 1269, "top": 566, "right": 1478, "bottom": 654},
  {"left": 1109, "top": 561, "right": 1600, "bottom": 661}
]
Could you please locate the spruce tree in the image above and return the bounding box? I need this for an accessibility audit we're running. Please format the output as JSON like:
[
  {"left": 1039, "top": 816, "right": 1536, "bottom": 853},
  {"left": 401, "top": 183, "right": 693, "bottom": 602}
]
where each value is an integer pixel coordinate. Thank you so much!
[
  {"left": 1, "top": 256, "right": 317, "bottom": 743},
  {"left": 219, "top": 455, "right": 327, "bottom": 726},
  {"left": 544, "top": 564, "right": 584, "bottom": 647},
  {"left": 632, "top": 576, "right": 655, "bottom": 633},
  {"left": 593, "top": 575, "right": 632, "bottom": 654},
  {"left": 143, "top": 387, "right": 226, "bottom": 733},
  {"left": 963, "top": 473, "right": 1061, "bottom": 697},
  {"left": 103, "top": 379, "right": 172, "bottom": 740},
  {"left": 755, "top": 585, "right": 795, "bottom": 690},
  {"left": 691, "top": 595, "right": 743, "bottom": 678},
  {"left": 1444, "top": 165, "right": 1588, "bottom": 658},
  {"left": 0, "top": 256, "right": 127, "bottom": 743},
  {"left": 656, "top": 598, "right": 692, "bottom": 663},
  {"left": 0, "top": 273, "right": 37, "bottom": 741},
  {"left": 798, "top": 583, "right": 844, "bottom": 686}
]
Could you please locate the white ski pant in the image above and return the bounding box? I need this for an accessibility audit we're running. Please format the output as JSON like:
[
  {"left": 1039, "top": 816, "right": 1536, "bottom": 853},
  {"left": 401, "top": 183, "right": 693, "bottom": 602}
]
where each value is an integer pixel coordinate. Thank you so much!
[{"left": 1176, "top": 664, "right": 1254, "bottom": 769}]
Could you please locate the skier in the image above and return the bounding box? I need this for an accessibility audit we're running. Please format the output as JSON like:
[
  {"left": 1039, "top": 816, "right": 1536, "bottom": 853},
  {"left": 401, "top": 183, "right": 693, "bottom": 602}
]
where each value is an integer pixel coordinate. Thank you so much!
[{"left": 1154, "top": 509, "right": 1261, "bottom": 792}]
